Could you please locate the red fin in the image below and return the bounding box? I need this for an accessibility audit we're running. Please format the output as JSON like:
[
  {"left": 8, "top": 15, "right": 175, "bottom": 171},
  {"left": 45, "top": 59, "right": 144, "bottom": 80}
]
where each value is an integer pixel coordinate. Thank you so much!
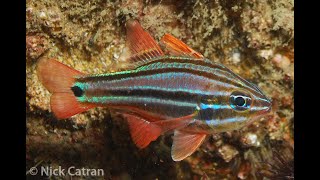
[
  {"left": 51, "top": 93, "right": 95, "bottom": 119},
  {"left": 160, "top": 34, "right": 204, "bottom": 59},
  {"left": 125, "top": 20, "right": 164, "bottom": 66},
  {"left": 124, "top": 113, "right": 162, "bottom": 149},
  {"left": 37, "top": 58, "right": 84, "bottom": 93},
  {"left": 37, "top": 58, "right": 95, "bottom": 119},
  {"left": 171, "top": 130, "right": 206, "bottom": 161}
]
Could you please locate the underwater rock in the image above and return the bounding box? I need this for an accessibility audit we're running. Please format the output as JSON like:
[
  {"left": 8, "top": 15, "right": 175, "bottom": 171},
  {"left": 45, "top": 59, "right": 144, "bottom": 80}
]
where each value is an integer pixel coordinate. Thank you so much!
[
  {"left": 26, "top": 34, "right": 49, "bottom": 60},
  {"left": 240, "top": 132, "right": 261, "bottom": 147},
  {"left": 217, "top": 144, "right": 239, "bottom": 163},
  {"left": 26, "top": 0, "right": 294, "bottom": 179}
]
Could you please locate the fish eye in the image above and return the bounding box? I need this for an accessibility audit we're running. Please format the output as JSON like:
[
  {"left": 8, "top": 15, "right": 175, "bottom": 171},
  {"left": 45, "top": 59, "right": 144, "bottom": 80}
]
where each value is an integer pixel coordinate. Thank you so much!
[{"left": 229, "top": 91, "right": 252, "bottom": 111}]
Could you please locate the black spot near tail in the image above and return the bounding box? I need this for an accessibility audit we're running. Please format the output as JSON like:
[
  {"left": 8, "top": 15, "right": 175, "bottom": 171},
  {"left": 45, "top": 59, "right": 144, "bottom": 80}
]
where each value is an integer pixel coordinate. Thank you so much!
[{"left": 71, "top": 86, "right": 84, "bottom": 97}]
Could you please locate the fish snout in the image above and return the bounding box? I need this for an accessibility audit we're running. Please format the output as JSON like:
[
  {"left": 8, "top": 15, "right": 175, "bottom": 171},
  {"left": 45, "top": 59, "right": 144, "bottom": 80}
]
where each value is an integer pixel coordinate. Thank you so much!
[
  {"left": 262, "top": 97, "right": 272, "bottom": 113},
  {"left": 254, "top": 96, "right": 272, "bottom": 114}
]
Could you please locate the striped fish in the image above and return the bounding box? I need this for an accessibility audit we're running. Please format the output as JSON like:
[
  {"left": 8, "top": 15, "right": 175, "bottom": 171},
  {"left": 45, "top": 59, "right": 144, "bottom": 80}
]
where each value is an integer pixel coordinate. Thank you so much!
[{"left": 37, "top": 20, "right": 271, "bottom": 161}]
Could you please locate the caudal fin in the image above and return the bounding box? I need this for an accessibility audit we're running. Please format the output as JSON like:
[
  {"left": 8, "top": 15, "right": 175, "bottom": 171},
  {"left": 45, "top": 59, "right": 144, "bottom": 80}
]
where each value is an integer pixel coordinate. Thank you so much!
[{"left": 37, "top": 58, "right": 95, "bottom": 119}]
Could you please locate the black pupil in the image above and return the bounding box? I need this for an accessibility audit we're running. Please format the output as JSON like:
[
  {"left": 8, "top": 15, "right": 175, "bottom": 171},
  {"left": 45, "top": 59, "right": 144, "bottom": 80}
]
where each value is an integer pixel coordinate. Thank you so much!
[
  {"left": 71, "top": 86, "right": 84, "bottom": 97},
  {"left": 235, "top": 96, "right": 245, "bottom": 106},
  {"left": 229, "top": 91, "right": 251, "bottom": 111}
]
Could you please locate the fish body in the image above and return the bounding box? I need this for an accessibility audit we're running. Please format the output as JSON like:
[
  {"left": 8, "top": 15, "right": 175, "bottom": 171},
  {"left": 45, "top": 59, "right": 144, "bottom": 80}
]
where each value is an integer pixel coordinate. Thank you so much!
[
  {"left": 75, "top": 56, "right": 270, "bottom": 133},
  {"left": 37, "top": 20, "right": 271, "bottom": 161}
]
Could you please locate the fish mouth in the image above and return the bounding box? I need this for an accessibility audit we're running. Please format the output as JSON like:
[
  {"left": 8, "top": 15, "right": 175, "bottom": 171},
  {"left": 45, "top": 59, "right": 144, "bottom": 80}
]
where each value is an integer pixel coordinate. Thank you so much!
[
  {"left": 265, "top": 102, "right": 272, "bottom": 113},
  {"left": 256, "top": 99, "right": 272, "bottom": 115},
  {"left": 261, "top": 96, "right": 272, "bottom": 113},
  {"left": 265, "top": 98, "right": 272, "bottom": 112}
]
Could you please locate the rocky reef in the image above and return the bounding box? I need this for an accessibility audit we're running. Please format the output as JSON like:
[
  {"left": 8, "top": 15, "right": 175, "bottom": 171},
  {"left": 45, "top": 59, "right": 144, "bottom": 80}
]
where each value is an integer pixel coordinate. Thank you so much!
[{"left": 26, "top": 0, "right": 294, "bottom": 179}]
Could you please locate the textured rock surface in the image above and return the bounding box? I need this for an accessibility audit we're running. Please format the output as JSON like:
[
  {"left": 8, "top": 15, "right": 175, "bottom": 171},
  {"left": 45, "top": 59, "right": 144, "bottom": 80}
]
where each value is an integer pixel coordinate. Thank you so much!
[{"left": 26, "top": 0, "right": 294, "bottom": 179}]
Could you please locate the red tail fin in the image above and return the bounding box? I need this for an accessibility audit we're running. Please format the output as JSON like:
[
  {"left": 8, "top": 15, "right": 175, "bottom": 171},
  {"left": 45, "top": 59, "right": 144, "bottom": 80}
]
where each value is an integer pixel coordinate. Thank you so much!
[
  {"left": 37, "top": 58, "right": 83, "bottom": 93},
  {"left": 37, "top": 58, "right": 95, "bottom": 119},
  {"left": 51, "top": 93, "right": 95, "bottom": 119}
]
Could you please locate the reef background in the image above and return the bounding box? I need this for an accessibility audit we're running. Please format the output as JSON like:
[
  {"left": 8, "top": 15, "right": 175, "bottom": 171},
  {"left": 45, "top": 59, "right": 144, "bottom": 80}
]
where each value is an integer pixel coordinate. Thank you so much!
[{"left": 26, "top": 0, "right": 294, "bottom": 179}]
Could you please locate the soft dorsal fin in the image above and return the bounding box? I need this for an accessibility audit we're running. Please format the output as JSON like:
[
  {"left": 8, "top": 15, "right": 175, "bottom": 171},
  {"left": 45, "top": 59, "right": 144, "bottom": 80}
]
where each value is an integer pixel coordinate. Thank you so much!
[
  {"left": 160, "top": 34, "right": 204, "bottom": 59},
  {"left": 125, "top": 20, "right": 164, "bottom": 66},
  {"left": 171, "top": 130, "right": 206, "bottom": 161}
]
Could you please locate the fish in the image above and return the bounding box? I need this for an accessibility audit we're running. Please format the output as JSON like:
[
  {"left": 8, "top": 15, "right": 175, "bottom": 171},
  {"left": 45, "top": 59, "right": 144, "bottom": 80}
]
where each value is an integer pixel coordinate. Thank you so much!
[{"left": 37, "top": 20, "right": 272, "bottom": 161}]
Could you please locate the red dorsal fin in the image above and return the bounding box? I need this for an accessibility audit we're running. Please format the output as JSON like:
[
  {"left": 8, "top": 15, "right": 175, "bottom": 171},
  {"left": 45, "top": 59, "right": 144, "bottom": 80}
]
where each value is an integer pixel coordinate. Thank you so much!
[
  {"left": 37, "top": 58, "right": 96, "bottom": 119},
  {"left": 125, "top": 20, "right": 164, "bottom": 66},
  {"left": 171, "top": 130, "right": 206, "bottom": 161},
  {"left": 160, "top": 34, "right": 204, "bottom": 59}
]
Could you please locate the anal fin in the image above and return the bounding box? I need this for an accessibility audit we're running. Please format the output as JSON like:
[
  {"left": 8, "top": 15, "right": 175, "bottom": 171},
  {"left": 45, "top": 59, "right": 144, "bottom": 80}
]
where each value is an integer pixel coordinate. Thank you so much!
[
  {"left": 124, "top": 113, "right": 195, "bottom": 149},
  {"left": 171, "top": 130, "right": 206, "bottom": 161},
  {"left": 124, "top": 113, "right": 162, "bottom": 149}
]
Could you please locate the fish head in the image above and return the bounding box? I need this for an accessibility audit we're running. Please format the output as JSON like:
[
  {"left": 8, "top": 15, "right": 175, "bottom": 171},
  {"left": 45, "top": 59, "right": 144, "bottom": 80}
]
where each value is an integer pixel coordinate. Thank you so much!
[
  {"left": 227, "top": 85, "right": 272, "bottom": 120},
  {"left": 198, "top": 65, "right": 272, "bottom": 132}
]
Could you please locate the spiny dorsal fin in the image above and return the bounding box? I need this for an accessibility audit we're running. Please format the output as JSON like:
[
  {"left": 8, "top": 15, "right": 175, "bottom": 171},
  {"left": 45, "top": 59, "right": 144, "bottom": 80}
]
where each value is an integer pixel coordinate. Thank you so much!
[
  {"left": 160, "top": 34, "right": 204, "bottom": 59},
  {"left": 171, "top": 130, "right": 206, "bottom": 161},
  {"left": 125, "top": 20, "right": 164, "bottom": 66}
]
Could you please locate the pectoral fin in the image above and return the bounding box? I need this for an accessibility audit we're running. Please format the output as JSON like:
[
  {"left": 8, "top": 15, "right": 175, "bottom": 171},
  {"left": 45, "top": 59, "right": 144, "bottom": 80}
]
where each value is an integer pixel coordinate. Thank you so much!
[{"left": 171, "top": 130, "right": 206, "bottom": 161}]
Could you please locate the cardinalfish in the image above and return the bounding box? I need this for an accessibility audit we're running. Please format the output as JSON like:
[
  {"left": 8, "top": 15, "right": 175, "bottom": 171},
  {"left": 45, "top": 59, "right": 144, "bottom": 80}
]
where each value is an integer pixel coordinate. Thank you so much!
[{"left": 37, "top": 20, "right": 271, "bottom": 161}]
